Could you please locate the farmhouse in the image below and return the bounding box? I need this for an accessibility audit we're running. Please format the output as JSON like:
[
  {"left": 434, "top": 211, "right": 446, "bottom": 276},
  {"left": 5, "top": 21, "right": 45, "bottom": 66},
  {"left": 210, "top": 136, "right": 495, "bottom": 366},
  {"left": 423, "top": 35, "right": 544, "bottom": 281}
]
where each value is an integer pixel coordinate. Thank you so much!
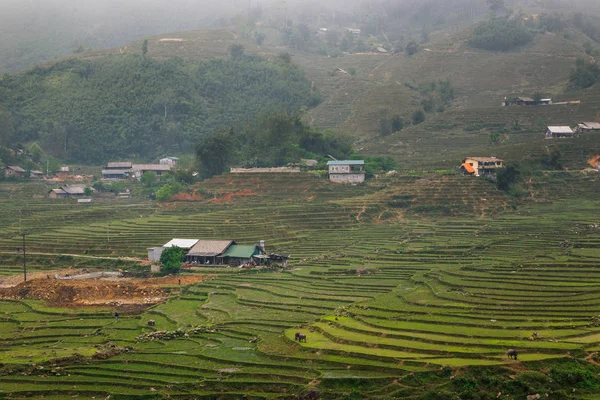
[
  {"left": 131, "top": 164, "right": 172, "bottom": 178},
  {"left": 102, "top": 161, "right": 173, "bottom": 179},
  {"left": 148, "top": 238, "right": 286, "bottom": 266},
  {"left": 30, "top": 170, "right": 45, "bottom": 179},
  {"left": 49, "top": 184, "right": 93, "bottom": 199},
  {"left": 327, "top": 160, "right": 366, "bottom": 184},
  {"left": 186, "top": 240, "right": 235, "bottom": 265},
  {"left": 159, "top": 157, "right": 178, "bottom": 167},
  {"left": 576, "top": 122, "right": 600, "bottom": 133},
  {"left": 346, "top": 28, "right": 361, "bottom": 37},
  {"left": 502, "top": 96, "right": 535, "bottom": 106},
  {"left": 461, "top": 157, "right": 504, "bottom": 177},
  {"left": 545, "top": 126, "right": 574, "bottom": 139},
  {"left": 102, "top": 161, "right": 132, "bottom": 179},
  {"left": 3, "top": 166, "right": 26, "bottom": 179}
]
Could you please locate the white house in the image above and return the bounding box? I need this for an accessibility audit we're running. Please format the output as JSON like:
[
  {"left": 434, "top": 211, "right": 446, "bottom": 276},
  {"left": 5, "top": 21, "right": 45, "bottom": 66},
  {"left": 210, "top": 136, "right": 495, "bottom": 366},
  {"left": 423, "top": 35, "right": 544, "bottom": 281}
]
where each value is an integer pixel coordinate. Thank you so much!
[
  {"left": 546, "top": 126, "right": 574, "bottom": 139},
  {"left": 327, "top": 160, "right": 365, "bottom": 184}
]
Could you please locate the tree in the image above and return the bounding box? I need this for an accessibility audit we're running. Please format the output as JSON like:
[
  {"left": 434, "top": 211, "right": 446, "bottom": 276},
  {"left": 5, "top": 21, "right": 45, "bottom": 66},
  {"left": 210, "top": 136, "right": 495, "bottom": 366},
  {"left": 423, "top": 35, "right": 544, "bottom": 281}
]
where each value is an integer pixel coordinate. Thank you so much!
[
  {"left": 378, "top": 109, "right": 391, "bottom": 136},
  {"left": 0, "top": 106, "right": 13, "bottom": 147},
  {"left": 496, "top": 164, "right": 520, "bottom": 191},
  {"left": 255, "top": 31, "right": 266, "bottom": 46},
  {"left": 411, "top": 110, "right": 426, "bottom": 125},
  {"left": 195, "top": 131, "right": 234, "bottom": 179},
  {"left": 405, "top": 40, "right": 419, "bottom": 56},
  {"left": 391, "top": 115, "right": 403, "bottom": 133},
  {"left": 84, "top": 187, "right": 93, "bottom": 196},
  {"left": 28, "top": 143, "right": 44, "bottom": 163},
  {"left": 542, "top": 148, "right": 562, "bottom": 170},
  {"left": 142, "top": 40, "right": 148, "bottom": 57},
  {"left": 229, "top": 44, "right": 245, "bottom": 60},
  {"left": 533, "top": 93, "right": 543, "bottom": 104},
  {"left": 159, "top": 246, "right": 185, "bottom": 275},
  {"left": 570, "top": 57, "right": 600, "bottom": 90},
  {"left": 155, "top": 184, "right": 173, "bottom": 201},
  {"left": 140, "top": 171, "right": 157, "bottom": 187}
]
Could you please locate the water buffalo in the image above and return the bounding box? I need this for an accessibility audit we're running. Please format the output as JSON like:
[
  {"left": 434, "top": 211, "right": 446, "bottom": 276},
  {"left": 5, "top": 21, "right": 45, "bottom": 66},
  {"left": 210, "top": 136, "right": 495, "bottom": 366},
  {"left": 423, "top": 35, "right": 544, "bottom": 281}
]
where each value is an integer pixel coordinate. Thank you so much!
[
  {"left": 298, "top": 333, "right": 307, "bottom": 343},
  {"left": 507, "top": 349, "right": 518, "bottom": 360},
  {"left": 295, "top": 332, "right": 302, "bottom": 341}
]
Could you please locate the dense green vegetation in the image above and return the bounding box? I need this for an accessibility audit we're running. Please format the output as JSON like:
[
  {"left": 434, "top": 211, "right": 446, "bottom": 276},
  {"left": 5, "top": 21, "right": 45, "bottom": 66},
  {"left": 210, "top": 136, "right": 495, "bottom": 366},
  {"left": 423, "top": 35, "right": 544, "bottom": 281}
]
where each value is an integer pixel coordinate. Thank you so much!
[
  {"left": 470, "top": 17, "right": 535, "bottom": 51},
  {"left": 0, "top": 52, "right": 318, "bottom": 163}
]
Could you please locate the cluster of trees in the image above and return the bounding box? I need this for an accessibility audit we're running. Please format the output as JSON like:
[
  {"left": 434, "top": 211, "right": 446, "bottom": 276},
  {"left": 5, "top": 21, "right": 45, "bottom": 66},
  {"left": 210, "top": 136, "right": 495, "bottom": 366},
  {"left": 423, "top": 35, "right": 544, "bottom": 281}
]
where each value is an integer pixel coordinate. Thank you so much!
[
  {"left": 470, "top": 17, "right": 534, "bottom": 51},
  {"left": 419, "top": 80, "right": 455, "bottom": 113},
  {"left": 570, "top": 57, "right": 600, "bottom": 90},
  {"left": 195, "top": 112, "right": 355, "bottom": 179},
  {"left": 0, "top": 48, "right": 319, "bottom": 163}
]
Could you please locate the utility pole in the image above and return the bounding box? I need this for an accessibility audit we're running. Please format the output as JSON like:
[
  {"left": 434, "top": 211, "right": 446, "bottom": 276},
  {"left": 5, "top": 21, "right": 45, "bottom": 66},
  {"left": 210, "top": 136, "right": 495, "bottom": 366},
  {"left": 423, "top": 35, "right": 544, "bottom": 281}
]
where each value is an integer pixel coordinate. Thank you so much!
[{"left": 22, "top": 234, "right": 26, "bottom": 282}]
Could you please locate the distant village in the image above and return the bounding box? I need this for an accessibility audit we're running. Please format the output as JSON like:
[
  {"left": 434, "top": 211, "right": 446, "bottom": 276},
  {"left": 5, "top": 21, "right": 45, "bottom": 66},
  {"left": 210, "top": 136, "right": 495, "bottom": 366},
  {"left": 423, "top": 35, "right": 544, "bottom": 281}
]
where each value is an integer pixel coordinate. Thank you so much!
[{"left": 2, "top": 114, "right": 600, "bottom": 198}]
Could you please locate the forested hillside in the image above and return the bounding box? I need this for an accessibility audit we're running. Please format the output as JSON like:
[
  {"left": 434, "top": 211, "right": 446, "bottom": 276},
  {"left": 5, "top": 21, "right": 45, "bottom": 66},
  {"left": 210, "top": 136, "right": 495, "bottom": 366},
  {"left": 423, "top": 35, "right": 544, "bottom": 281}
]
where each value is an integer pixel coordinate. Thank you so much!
[{"left": 0, "top": 52, "right": 319, "bottom": 163}]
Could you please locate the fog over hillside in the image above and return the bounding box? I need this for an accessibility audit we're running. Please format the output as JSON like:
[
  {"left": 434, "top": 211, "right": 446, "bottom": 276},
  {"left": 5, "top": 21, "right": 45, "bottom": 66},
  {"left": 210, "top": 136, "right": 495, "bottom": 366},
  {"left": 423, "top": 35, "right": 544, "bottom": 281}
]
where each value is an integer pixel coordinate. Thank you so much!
[{"left": 1, "top": 0, "right": 599, "bottom": 73}]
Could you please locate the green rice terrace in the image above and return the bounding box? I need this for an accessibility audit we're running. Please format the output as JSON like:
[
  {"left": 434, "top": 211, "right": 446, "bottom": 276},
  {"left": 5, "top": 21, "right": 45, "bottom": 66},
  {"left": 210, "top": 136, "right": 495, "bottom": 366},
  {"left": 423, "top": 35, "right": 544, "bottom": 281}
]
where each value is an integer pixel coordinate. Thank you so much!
[{"left": 1, "top": 172, "right": 600, "bottom": 399}]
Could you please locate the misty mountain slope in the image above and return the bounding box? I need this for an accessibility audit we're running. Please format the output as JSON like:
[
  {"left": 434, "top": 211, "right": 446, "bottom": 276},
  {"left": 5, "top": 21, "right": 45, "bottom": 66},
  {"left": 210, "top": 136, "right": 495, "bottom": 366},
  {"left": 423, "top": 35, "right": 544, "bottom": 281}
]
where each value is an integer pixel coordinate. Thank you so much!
[{"left": 0, "top": 0, "right": 239, "bottom": 73}]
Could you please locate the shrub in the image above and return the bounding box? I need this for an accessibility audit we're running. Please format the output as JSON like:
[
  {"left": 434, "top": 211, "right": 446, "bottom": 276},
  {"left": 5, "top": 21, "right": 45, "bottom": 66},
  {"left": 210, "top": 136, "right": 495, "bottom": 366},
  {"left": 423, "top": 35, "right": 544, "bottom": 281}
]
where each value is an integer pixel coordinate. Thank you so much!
[
  {"left": 412, "top": 110, "right": 426, "bottom": 125},
  {"left": 155, "top": 184, "right": 173, "bottom": 201},
  {"left": 405, "top": 40, "right": 419, "bottom": 56}
]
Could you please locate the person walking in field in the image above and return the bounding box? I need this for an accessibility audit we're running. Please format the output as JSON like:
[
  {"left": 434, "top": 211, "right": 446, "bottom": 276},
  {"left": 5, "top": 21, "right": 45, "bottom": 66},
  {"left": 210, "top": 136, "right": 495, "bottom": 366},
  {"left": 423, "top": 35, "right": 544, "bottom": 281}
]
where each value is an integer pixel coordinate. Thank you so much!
[{"left": 114, "top": 312, "right": 119, "bottom": 321}]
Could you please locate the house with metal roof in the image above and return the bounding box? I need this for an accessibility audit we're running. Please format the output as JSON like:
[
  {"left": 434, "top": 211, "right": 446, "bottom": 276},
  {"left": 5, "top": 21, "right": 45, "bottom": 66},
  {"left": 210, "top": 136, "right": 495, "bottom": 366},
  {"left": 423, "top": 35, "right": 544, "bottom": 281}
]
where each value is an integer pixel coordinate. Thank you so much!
[
  {"left": 576, "top": 122, "right": 600, "bottom": 133},
  {"left": 220, "top": 244, "right": 265, "bottom": 266},
  {"left": 147, "top": 238, "right": 199, "bottom": 262},
  {"left": 327, "top": 160, "right": 366, "bottom": 184},
  {"left": 546, "top": 126, "right": 574, "bottom": 139},
  {"left": 131, "top": 164, "right": 172, "bottom": 178},
  {"left": 461, "top": 157, "right": 503, "bottom": 177}
]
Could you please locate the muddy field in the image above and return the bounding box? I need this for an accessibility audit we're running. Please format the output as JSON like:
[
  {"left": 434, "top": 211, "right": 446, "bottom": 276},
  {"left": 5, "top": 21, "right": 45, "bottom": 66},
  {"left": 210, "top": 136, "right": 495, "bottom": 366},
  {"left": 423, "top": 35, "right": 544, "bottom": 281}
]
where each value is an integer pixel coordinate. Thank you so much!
[{"left": 0, "top": 269, "right": 208, "bottom": 308}]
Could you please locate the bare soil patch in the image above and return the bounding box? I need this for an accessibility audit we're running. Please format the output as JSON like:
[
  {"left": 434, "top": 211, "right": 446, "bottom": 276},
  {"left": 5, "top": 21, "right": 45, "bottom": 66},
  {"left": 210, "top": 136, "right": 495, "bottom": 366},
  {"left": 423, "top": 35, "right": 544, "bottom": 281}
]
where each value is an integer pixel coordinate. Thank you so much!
[{"left": 0, "top": 270, "right": 208, "bottom": 308}]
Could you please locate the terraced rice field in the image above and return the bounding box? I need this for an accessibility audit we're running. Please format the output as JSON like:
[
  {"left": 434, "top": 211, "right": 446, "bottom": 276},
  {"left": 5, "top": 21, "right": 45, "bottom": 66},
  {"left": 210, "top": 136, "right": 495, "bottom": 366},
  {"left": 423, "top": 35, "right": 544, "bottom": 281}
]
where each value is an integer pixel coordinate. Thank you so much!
[{"left": 1, "top": 173, "right": 600, "bottom": 398}]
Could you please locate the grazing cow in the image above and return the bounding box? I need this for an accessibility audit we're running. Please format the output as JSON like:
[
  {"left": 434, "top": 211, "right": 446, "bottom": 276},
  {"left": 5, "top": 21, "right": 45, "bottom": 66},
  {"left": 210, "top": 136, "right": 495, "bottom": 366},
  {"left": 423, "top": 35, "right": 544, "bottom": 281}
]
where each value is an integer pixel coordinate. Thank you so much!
[
  {"left": 147, "top": 320, "right": 156, "bottom": 326},
  {"left": 298, "top": 333, "right": 307, "bottom": 343},
  {"left": 295, "top": 332, "right": 302, "bottom": 341},
  {"left": 507, "top": 349, "right": 518, "bottom": 360}
]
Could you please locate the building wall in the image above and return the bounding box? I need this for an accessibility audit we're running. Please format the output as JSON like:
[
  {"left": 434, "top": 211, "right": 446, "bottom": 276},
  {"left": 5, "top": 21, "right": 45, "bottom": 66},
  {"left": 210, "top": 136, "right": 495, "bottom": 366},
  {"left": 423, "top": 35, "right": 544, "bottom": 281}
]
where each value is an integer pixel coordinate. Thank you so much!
[
  {"left": 329, "top": 173, "right": 365, "bottom": 184},
  {"left": 329, "top": 165, "right": 351, "bottom": 173},
  {"left": 147, "top": 247, "right": 164, "bottom": 262},
  {"left": 5, "top": 169, "right": 24, "bottom": 178},
  {"left": 230, "top": 167, "right": 301, "bottom": 173}
]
